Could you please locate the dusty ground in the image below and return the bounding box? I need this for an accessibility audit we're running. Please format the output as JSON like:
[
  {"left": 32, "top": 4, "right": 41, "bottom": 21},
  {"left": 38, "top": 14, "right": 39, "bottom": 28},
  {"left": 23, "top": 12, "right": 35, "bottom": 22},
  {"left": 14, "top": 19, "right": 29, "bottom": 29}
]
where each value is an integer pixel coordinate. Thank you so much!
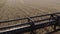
[
  {"left": 0, "top": 0, "right": 60, "bottom": 26},
  {"left": 0, "top": 0, "right": 60, "bottom": 20}
]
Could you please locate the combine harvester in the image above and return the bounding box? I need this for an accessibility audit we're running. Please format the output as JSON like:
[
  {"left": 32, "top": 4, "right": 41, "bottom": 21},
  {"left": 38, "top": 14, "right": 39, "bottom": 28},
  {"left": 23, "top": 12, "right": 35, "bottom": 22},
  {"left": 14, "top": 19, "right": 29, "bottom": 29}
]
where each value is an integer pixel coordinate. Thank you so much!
[{"left": 0, "top": 12, "right": 60, "bottom": 34}]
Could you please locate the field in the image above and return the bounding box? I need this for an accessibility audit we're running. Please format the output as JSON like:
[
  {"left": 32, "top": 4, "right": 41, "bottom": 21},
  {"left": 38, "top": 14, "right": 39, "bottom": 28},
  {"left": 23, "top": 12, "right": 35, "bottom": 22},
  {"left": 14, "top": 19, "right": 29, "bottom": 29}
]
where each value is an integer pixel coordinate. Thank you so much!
[{"left": 0, "top": 0, "right": 60, "bottom": 34}]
